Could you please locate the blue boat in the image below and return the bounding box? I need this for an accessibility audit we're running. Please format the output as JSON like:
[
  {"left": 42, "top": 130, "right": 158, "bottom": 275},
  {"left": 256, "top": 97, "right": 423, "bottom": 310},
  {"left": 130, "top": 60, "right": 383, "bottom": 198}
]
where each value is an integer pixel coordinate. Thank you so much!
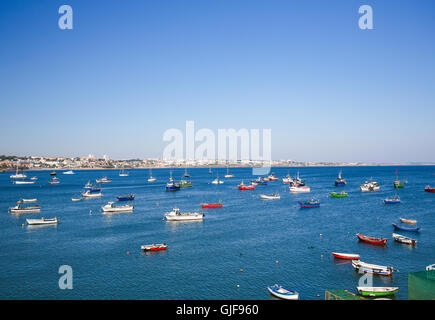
[
  {"left": 166, "top": 178, "right": 180, "bottom": 191},
  {"left": 334, "top": 170, "right": 346, "bottom": 186},
  {"left": 251, "top": 177, "right": 268, "bottom": 185},
  {"left": 298, "top": 199, "right": 320, "bottom": 208},
  {"left": 83, "top": 181, "right": 101, "bottom": 192},
  {"left": 392, "top": 223, "right": 420, "bottom": 232},
  {"left": 384, "top": 196, "right": 400, "bottom": 204},
  {"left": 267, "top": 284, "right": 299, "bottom": 300},
  {"left": 117, "top": 194, "right": 135, "bottom": 201}
]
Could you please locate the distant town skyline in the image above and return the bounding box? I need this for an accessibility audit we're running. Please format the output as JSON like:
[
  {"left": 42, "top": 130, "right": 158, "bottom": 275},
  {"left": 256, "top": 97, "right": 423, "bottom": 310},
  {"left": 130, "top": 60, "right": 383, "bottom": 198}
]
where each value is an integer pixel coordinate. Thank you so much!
[{"left": 1, "top": 1, "right": 434, "bottom": 163}]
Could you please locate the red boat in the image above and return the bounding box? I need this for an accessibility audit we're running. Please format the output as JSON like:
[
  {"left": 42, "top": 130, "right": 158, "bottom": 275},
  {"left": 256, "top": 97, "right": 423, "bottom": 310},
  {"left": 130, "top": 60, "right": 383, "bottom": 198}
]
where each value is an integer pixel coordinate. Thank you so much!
[
  {"left": 238, "top": 183, "right": 255, "bottom": 190},
  {"left": 141, "top": 243, "right": 167, "bottom": 252},
  {"left": 201, "top": 203, "right": 223, "bottom": 208},
  {"left": 356, "top": 233, "right": 387, "bottom": 245},
  {"left": 332, "top": 252, "right": 360, "bottom": 260},
  {"left": 425, "top": 185, "right": 435, "bottom": 193}
]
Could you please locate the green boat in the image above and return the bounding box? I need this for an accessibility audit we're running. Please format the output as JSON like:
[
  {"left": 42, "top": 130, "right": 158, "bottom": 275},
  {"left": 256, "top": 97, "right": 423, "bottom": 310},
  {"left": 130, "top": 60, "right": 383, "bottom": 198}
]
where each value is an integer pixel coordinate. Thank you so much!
[
  {"left": 394, "top": 180, "right": 404, "bottom": 188},
  {"left": 330, "top": 192, "right": 348, "bottom": 198},
  {"left": 178, "top": 180, "right": 193, "bottom": 188},
  {"left": 357, "top": 287, "right": 399, "bottom": 297}
]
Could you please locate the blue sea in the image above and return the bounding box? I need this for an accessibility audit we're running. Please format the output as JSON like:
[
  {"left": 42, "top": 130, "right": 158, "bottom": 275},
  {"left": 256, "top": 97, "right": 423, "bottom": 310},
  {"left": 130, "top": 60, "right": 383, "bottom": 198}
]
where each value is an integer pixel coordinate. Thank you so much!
[{"left": 0, "top": 166, "right": 434, "bottom": 300}]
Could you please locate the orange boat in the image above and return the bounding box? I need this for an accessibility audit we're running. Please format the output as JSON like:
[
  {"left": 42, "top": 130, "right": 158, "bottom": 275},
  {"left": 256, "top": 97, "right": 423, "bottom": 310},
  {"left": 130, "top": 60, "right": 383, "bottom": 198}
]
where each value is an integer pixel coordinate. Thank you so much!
[
  {"left": 141, "top": 244, "right": 167, "bottom": 252},
  {"left": 356, "top": 233, "right": 388, "bottom": 246},
  {"left": 201, "top": 203, "right": 223, "bottom": 208}
]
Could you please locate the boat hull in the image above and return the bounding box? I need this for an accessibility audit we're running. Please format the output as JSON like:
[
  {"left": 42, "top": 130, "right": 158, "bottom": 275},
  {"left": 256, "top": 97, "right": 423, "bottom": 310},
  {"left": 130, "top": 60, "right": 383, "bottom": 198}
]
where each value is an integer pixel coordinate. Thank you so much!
[
  {"left": 201, "top": 203, "right": 222, "bottom": 208},
  {"left": 392, "top": 223, "right": 420, "bottom": 232},
  {"left": 356, "top": 233, "right": 387, "bottom": 245},
  {"left": 332, "top": 252, "right": 360, "bottom": 260},
  {"left": 357, "top": 287, "right": 399, "bottom": 297}
]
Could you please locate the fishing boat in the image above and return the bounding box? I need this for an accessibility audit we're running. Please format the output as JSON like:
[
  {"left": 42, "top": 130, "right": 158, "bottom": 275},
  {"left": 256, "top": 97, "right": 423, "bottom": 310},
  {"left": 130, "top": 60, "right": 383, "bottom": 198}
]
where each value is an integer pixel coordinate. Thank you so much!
[
  {"left": 251, "top": 177, "right": 267, "bottom": 185},
  {"left": 259, "top": 193, "right": 280, "bottom": 200},
  {"left": 211, "top": 176, "right": 224, "bottom": 184},
  {"left": 332, "top": 252, "right": 360, "bottom": 260},
  {"left": 267, "top": 173, "right": 279, "bottom": 181},
  {"left": 424, "top": 185, "right": 435, "bottom": 193},
  {"left": 267, "top": 284, "right": 299, "bottom": 300},
  {"left": 13, "top": 179, "right": 35, "bottom": 185},
  {"left": 81, "top": 189, "right": 103, "bottom": 198},
  {"left": 392, "top": 233, "right": 417, "bottom": 245},
  {"left": 335, "top": 170, "right": 346, "bottom": 186},
  {"left": 96, "top": 176, "right": 111, "bottom": 183},
  {"left": 357, "top": 287, "right": 399, "bottom": 297},
  {"left": 224, "top": 166, "right": 234, "bottom": 178},
  {"left": 116, "top": 194, "right": 135, "bottom": 201},
  {"left": 102, "top": 201, "right": 134, "bottom": 213},
  {"left": 393, "top": 170, "right": 404, "bottom": 188},
  {"left": 201, "top": 203, "right": 223, "bottom": 208},
  {"left": 384, "top": 195, "right": 401, "bottom": 204},
  {"left": 26, "top": 217, "right": 58, "bottom": 225},
  {"left": 50, "top": 171, "right": 57, "bottom": 176},
  {"left": 330, "top": 191, "right": 348, "bottom": 198},
  {"left": 21, "top": 198, "right": 37, "bottom": 203},
  {"left": 166, "top": 177, "right": 180, "bottom": 191},
  {"left": 392, "top": 223, "right": 420, "bottom": 232},
  {"left": 119, "top": 168, "right": 129, "bottom": 177},
  {"left": 9, "top": 203, "right": 41, "bottom": 213},
  {"left": 178, "top": 180, "right": 193, "bottom": 188},
  {"left": 298, "top": 199, "right": 320, "bottom": 208},
  {"left": 63, "top": 170, "right": 75, "bottom": 175},
  {"left": 48, "top": 177, "right": 60, "bottom": 185},
  {"left": 289, "top": 185, "right": 310, "bottom": 193},
  {"left": 141, "top": 243, "right": 167, "bottom": 252},
  {"left": 356, "top": 233, "right": 388, "bottom": 245},
  {"left": 238, "top": 181, "right": 255, "bottom": 190},
  {"left": 352, "top": 260, "right": 397, "bottom": 276},
  {"left": 183, "top": 167, "right": 190, "bottom": 178},
  {"left": 293, "top": 171, "right": 306, "bottom": 186},
  {"left": 164, "top": 208, "right": 204, "bottom": 221},
  {"left": 83, "top": 180, "right": 101, "bottom": 191},
  {"left": 282, "top": 173, "right": 293, "bottom": 184},
  {"left": 399, "top": 217, "right": 417, "bottom": 225},
  {"left": 147, "top": 169, "right": 156, "bottom": 182},
  {"left": 360, "top": 179, "right": 380, "bottom": 192},
  {"left": 10, "top": 164, "right": 27, "bottom": 179}
]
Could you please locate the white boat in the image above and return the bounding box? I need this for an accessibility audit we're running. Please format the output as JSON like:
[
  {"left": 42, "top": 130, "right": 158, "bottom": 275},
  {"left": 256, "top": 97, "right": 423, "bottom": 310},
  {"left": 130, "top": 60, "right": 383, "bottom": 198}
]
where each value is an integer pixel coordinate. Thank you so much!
[
  {"left": 81, "top": 190, "right": 103, "bottom": 198},
  {"left": 360, "top": 178, "right": 380, "bottom": 192},
  {"left": 63, "top": 170, "right": 75, "bottom": 175},
  {"left": 13, "top": 179, "right": 35, "bottom": 185},
  {"left": 21, "top": 198, "right": 37, "bottom": 203},
  {"left": 9, "top": 203, "right": 41, "bottom": 213},
  {"left": 282, "top": 174, "right": 293, "bottom": 184},
  {"left": 259, "top": 193, "right": 281, "bottom": 200},
  {"left": 71, "top": 197, "right": 83, "bottom": 202},
  {"left": 289, "top": 185, "right": 310, "bottom": 193},
  {"left": 211, "top": 176, "right": 224, "bottom": 184},
  {"left": 102, "top": 201, "right": 134, "bottom": 213},
  {"left": 30, "top": 176, "right": 38, "bottom": 180},
  {"left": 267, "top": 284, "right": 299, "bottom": 300},
  {"left": 119, "top": 168, "right": 129, "bottom": 177},
  {"left": 352, "top": 260, "right": 397, "bottom": 276},
  {"left": 400, "top": 217, "right": 417, "bottom": 225},
  {"left": 224, "top": 167, "right": 234, "bottom": 178},
  {"left": 48, "top": 177, "right": 60, "bottom": 185},
  {"left": 96, "top": 176, "right": 111, "bottom": 183},
  {"left": 392, "top": 233, "right": 417, "bottom": 245},
  {"left": 10, "top": 164, "right": 27, "bottom": 179},
  {"left": 164, "top": 208, "right": 204, "bottom": 221},
  {"left": 26, "top": 217, "right": 58, "bottom": 225},
  {"left": 148, "top": 169, "right": 156, "bottom": 182}
]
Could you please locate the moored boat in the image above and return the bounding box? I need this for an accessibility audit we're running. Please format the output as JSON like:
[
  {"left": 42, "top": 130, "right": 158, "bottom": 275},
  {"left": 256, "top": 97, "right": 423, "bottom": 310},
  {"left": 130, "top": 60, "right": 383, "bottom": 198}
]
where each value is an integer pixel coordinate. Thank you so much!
[
  {"left": 178, "top": 180, "right": 193, "bottom": 188},
  {"left": 71, "top": 197, "right": 83, "bottom": 202},
  {"left": 147, "top": 169, "right": 156, "bottom": 182},
  {"left": 201, "top": 203, "right": 223, "bottom": 208},
  {"left": 392, "top": 233, "right": 417, "bottom": 245},
  {"left": 211, "top": 176, "right": 224, "bottom": 184},
  {"left": 9, "top": 203, "right": 41, "bottom": 213},
  {"left": 332, "top": 252, "right": 360, "bottom": 260},
  {"left": 357, "top": 287, "right": 399, "bottom": 297},
  {"left": 63, "top": 170, "right": 75, "bottom": 175},
  {"left": 164, "top": 208, "right": 203, "bottom": 221},
  {"left": 21, "top": 198, "right": 37, "bottom": 203},
  {"left": 356, "top": 233, "right": 388, "bottom": 245},
  {"left": 141, "top": 243, "right": 167, "bottom": 252},
  {"left": 392, "top": 223, "right": 420, "bottom": 232},
  {"left": 166, "top": 172, "right": 180, "bottom": 191},
  {"left": 330, "top": 191, "right": 348, "bottom": 198},
  {"left": 251, "top": 177, "right": 267, "bottom": 185},
  {"left": 119, "top": 168, "right": 129, "bottom": 177},
  {"left": 289, "top": 185, "right": 310, "bottom": 193},
  {"left": 13, "top": 179, "right": 35, "bottom": 185},
  {"left": 116, "top": 194, "right": 135, "bottom": 201},
  {"left": 26, "top": 217, "right": 58, "bottom": 225},
  {"left": 335, "top": 170, "right": 346, "bottom": 186},
  {"left": 10, "top": 164, "right": 27, "bottom": 179},
  {"left": 96, "top": 176, "right": 111, "bottom": 183},
  {"left": 267, "top": 284, "right": 299, "bottom": 300},
  {"left": 50, "top": 171, "right": 57, "bottom": 176},
  {"left": 399, "top": 217, "right": 417, "bottom": 225},
  {"left": 30, "top": 176, "right": 38, "bottom": 180},
  {"left": 384, "top": 195, "right": 401, "bottom": 204},
  {"left": 183, "top": 167, "right": 190, "bottom": 178},
  {"left": 298, "top": 199, "right": 320, "bottom": 208},
  {"left": 102, "top": 201, "right": 134, "bottom": 213},
  {"left": 352, "top": 260, "right": 397, "bottom": 276},
  {"left": 259, "top": 193, "right": 280, "bottom": 200},
  {"left": 81, "top": 189, "right": 103, "bottom": 198},
  {"left": 360, "top": 178, "right": 380, "bottom": 192},
  {"left": 282, "top": 173, "right": 293, "bottom": 184},
  {"left": 48, "top": 177, "right": 60, "bottom": 185},
  {"left": 224, "top": 166, "right": 234, "bottom": 178},
  {"left": 267, "top": 173, "right": 279, "bottom": 181},
  {"left": 238, "top": 181, "right": 255, "bottom": 190},
  {"left": 424, "top": 185, "right": 435, "bottom": 193}
]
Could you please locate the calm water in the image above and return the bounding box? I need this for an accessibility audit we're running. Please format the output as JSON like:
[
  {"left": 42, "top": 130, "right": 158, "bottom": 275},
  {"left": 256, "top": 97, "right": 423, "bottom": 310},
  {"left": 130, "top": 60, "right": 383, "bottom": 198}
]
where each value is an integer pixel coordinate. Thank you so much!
[{"left": 0, "top": 166, "right": 434, "bottom": 300}]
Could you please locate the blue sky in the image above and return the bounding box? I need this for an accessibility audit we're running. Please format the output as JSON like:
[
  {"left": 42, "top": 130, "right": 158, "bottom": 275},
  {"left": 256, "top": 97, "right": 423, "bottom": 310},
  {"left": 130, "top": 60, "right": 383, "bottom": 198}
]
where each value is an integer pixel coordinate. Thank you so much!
[{"left": 0, "top": 0, "right": 434, "bottom": 162}]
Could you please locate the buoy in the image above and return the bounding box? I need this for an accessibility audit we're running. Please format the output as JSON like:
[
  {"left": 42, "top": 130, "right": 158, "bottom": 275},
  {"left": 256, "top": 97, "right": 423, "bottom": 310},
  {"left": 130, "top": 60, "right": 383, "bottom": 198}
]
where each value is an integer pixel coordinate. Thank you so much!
[
  {"left": 126, "top": 251, "right": 130, "bottom": 255},
  {"left": 237, "top": 284, "right": 240, "bottom": 288},
  {"left": 240, "top": 269, "right": 243, "bottom": 273},
  {"left": 320, "top": 234, "right": 323, "bottom": 237},
  {"left": 275, "top": 260, "right": 279, "bottom": 264},
  {"left": 22, "top": 224, "right": 25, "bottom": 227},
  {"left": 321, "top": 255, "right": 323, "bottom": 259}
]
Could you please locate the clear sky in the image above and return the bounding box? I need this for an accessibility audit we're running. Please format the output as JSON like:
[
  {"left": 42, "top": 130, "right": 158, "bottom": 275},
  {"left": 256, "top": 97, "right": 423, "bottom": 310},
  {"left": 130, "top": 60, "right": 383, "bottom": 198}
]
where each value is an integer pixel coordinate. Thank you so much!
[{"left": 1, "top": 0, "right": 434, "bottom": 162}]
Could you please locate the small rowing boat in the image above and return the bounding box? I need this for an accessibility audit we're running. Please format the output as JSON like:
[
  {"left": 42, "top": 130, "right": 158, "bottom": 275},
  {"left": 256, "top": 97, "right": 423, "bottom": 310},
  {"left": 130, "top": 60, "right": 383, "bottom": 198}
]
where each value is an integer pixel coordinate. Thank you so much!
[
  {"left": 399, "top": 217, "right": 417, "bottom": 225},
  {"left": 352, "top": 260, "right": 397, "bottom": 276},
  {"left": 116, "top": 194, "right": 135, "bottom": 201},
  {"left": 356, "top": 233, "right": 387, "bottom": 245},
  {"left": 26, "top": 217, "right": 58, "bottom": 225},
  {"left": 267, "top": 284, "right": 299, "bottom": 300},
  {"left": 201, "top": 203, "right": 223, "bottom": 208},
  {"left": 71, "top": 197, "right": 83, "bottom": 202},
  {"left": 259, "top": 193, "right": 280, "bottom": 200},
  {"left": 298, "top": 199, "right": 320, "bottom": 208},
  {"left": 141, "top": 243, "right": 167, "bottom": 252},
  {"left": 332, "top": 252, "right": 360, "bottom": 260},
  {"left": 357, "top": 287, "right": 399, "bottom": 297},
  {"left": 392, "top": 233, "right": 417, "bottom": 245},
  {"left": 330, "top": 191, "right": 348, "bottom": 198},
  {"left": 102, "top": 201, "right": 134, "bottom": 213},
  {"left": 392, "top": 223, "right": 420, "bottom": 232}
]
